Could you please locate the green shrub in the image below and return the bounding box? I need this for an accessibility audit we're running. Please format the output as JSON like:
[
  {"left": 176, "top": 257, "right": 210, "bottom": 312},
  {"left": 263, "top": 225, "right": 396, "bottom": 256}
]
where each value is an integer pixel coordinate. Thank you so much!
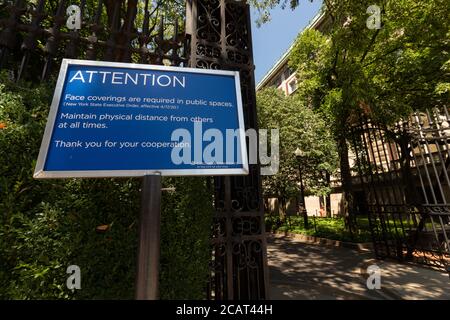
[
  {"left": 0, "top": 76, "right": 212, "bottom": 299},
  {"left": 160, "top": 177, "right": 213, "bottom": 300}
]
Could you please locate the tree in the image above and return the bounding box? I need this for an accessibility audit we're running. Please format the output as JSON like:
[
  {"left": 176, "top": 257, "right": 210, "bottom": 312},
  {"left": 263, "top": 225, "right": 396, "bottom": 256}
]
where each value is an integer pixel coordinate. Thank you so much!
[
  {"left": 287, "top": 0, "right": 449, "bottom": 230},
  {"left": 255, "top": 0, "right": 449, "bottom": 124},
  {"left": 257, "top": 87, "right": 338, "bottom": 218}
]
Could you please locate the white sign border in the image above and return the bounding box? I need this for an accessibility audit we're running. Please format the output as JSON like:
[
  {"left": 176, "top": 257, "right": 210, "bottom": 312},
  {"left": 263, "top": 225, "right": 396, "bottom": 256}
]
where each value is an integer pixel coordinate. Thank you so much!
[{"left": 33, "top": 59, "right": 249, "bottom": 179}]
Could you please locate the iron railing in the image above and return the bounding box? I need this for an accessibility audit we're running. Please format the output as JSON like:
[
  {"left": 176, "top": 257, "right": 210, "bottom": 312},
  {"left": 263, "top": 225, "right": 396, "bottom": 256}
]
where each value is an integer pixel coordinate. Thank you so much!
[
  {"left": 188, "top": 0, "right": 268, "bottom": 299},
  {"left": 0, "top": 0, "right": 188, "bottom": 82},
  {"left": 350, "top": 107, "right": 450, "bottom": 273}
]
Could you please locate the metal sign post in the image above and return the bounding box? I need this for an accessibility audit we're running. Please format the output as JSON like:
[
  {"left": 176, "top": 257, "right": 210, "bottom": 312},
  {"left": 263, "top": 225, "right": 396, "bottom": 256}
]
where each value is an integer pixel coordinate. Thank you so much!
[{"left": 135, "top": 174, "right": 162, "bottom": 300}]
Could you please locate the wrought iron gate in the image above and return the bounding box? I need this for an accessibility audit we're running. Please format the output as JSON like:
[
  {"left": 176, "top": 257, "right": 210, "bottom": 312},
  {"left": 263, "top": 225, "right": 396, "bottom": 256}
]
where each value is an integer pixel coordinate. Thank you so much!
[
  {"left": 350, "top": 108, "right": 450, "bottom": 273},
  {"left": 187, "top": 0, "right": 268, "bottom": 299},
  {"left": 0, "top": 0, "right": 268, "bottom": 299}
]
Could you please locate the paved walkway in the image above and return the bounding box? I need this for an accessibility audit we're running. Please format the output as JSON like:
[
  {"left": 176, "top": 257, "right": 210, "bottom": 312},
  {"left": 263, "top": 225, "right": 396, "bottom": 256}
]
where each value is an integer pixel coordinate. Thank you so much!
[{"left": 268, "top": 233, "right": 450, "bottom": 300}]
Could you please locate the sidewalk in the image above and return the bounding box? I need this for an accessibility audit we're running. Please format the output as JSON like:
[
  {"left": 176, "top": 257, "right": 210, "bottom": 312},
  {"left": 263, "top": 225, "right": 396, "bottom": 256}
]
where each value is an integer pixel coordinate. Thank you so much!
[{"left": 267, "top": 233, "right": 450, "bottom": 300}]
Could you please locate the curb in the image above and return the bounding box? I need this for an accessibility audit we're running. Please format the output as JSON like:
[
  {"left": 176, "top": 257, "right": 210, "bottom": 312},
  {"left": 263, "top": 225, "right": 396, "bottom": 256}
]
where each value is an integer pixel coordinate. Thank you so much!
[{"left": 269, "top": 231, "right": 374, "bottom": 252}]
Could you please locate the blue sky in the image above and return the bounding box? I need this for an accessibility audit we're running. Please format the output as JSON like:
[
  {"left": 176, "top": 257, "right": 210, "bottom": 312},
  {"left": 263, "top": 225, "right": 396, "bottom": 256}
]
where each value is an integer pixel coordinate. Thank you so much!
[{"left": 250, "top": 1, "right": 323, "bottom": 84}]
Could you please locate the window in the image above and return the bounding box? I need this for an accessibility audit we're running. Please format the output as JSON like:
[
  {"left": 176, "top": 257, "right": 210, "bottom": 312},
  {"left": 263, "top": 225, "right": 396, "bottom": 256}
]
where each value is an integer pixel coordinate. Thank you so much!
[
  {"left": 283, "top": 68, "right": 291, "bottom": 80},
  {"left": 273, "top": 76, "right": 282, "bottom": 88},
  {"left": 288, "top": 78, "right": 298, "bottom": 94}
]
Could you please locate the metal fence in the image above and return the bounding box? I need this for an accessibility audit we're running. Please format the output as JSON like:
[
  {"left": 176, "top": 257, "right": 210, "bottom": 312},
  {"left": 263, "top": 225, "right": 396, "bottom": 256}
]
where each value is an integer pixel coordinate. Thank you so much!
[
  {"left": 350, "top": 107, "right": 450, "bottom": 273},
  {"left": 188, "top": 0, "right": 268, "bottom": 299},
  {"left": 0, "top": 0, "right": 188, "bottom": 82}
]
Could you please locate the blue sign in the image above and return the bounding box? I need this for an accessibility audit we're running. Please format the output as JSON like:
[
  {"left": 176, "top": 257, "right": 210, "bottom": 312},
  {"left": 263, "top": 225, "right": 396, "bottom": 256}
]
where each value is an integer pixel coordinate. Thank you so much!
[{"left": 34, "top": 59, "right": 248, "bottom": 178}]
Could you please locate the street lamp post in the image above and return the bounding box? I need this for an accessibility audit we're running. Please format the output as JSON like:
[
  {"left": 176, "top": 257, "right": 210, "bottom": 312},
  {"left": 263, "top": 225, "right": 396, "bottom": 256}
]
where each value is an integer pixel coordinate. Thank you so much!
[{"left": 295, "top": 148, "right": 308, "bottom": 228}]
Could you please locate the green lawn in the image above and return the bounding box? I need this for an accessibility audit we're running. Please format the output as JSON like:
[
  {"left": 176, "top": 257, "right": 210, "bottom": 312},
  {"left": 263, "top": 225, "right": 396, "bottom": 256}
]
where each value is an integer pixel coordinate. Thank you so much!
[
  {"left": 266, "top": 213, "right": 435, "bottom": 244},
  {"left": 265, "top": 215, "right": 373, "bottom": 243}
]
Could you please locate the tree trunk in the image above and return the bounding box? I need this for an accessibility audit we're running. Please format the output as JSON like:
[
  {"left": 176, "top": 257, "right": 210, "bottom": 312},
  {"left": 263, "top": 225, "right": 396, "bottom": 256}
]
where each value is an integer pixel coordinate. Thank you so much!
[
  {"left": 338, "top": 135, "right": 356, "bottom": 233},
  {"left": 280, "top": 197, "right": 286, "bottom": 220},
  {"left": 326, "top": 172, "right": 332, "bottom": 218},
  {"left": 104, "top": 0, "right": 139, "bottom": 62}
]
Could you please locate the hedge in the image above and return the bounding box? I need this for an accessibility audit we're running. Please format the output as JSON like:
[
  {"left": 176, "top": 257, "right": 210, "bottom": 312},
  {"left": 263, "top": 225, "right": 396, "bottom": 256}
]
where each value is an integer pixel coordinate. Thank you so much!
[{"left": 0, "top": 75, "right": 212, "bottom": 299}]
